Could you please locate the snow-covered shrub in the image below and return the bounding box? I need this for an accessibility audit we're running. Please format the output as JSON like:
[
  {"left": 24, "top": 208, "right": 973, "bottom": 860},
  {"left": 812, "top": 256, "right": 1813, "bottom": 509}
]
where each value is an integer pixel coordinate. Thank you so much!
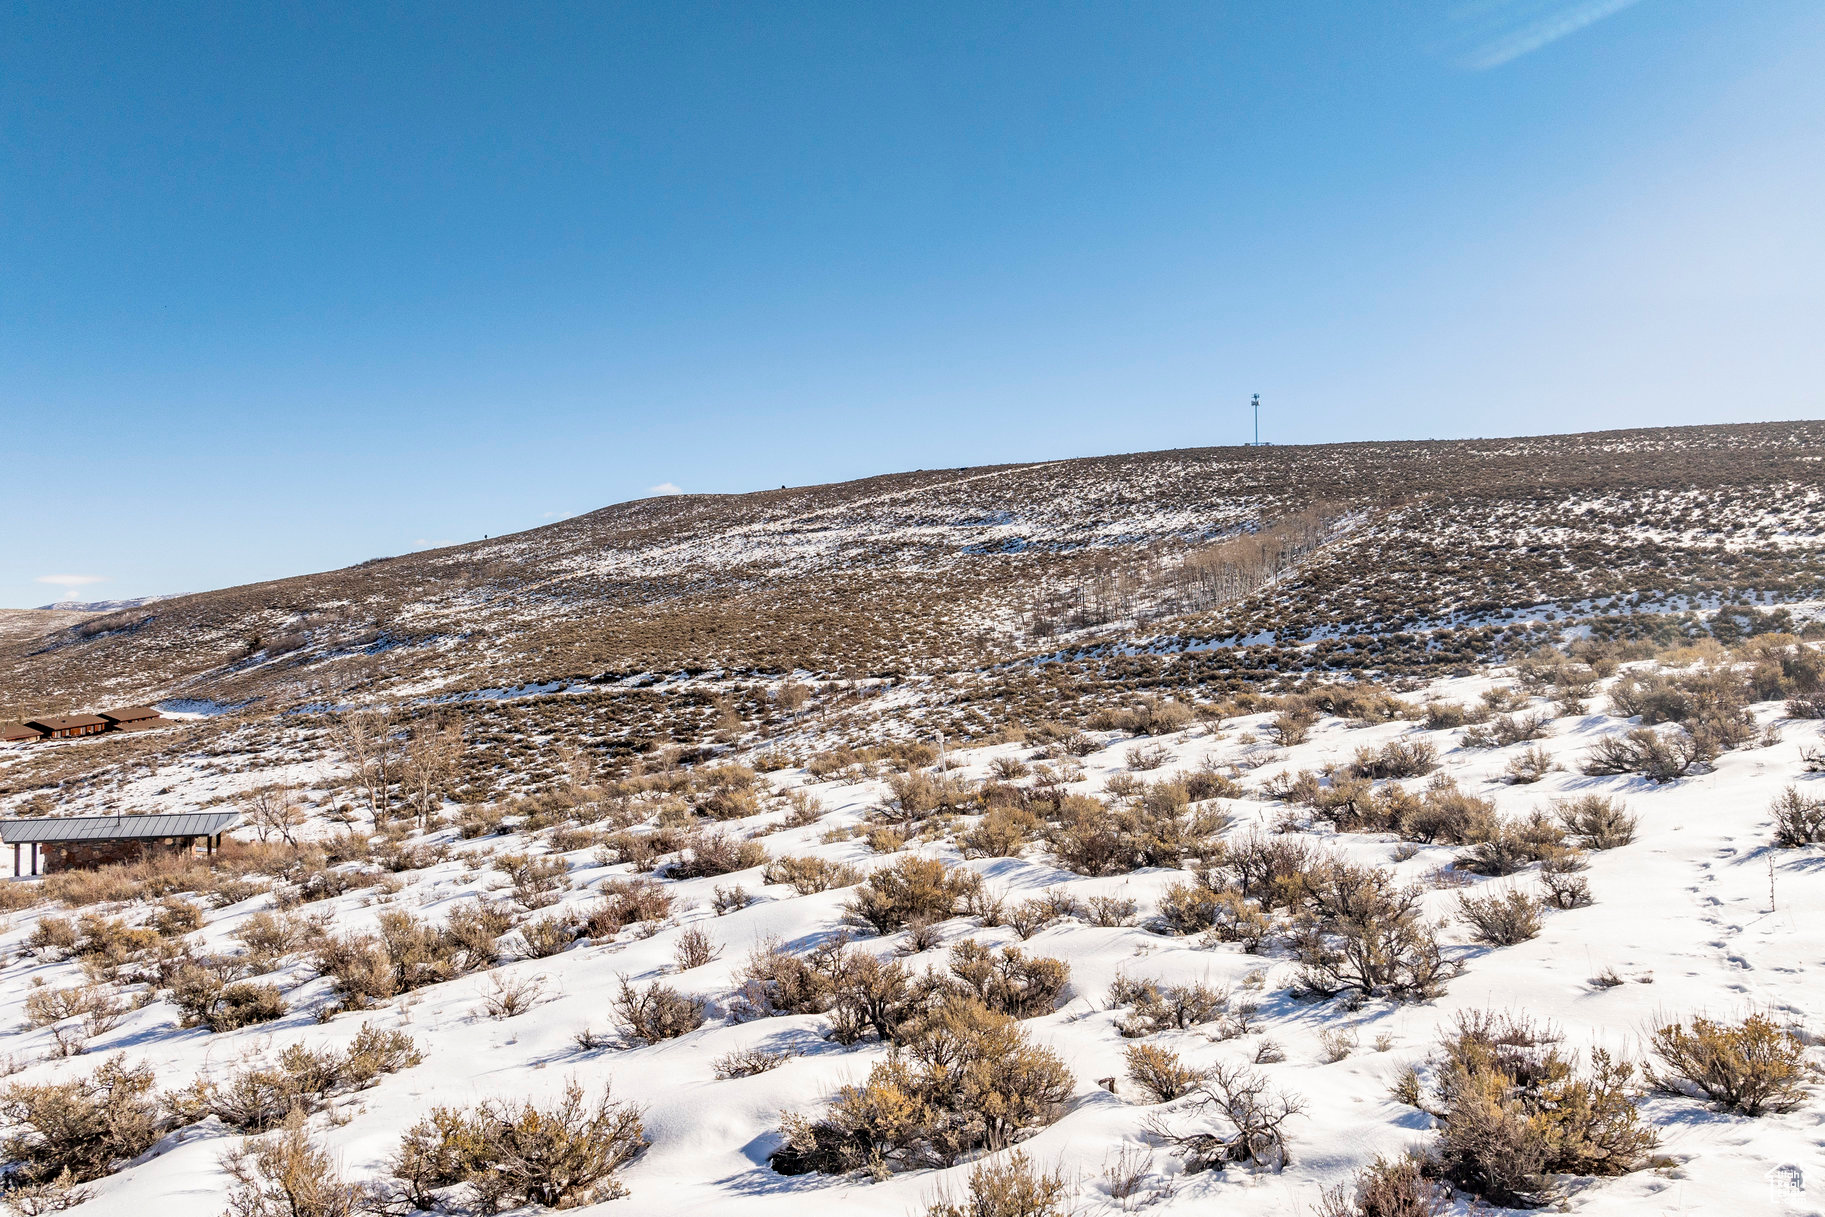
[
  {"left": 0, "top": 1056, "right": 164, "bottom": 1187},
  {"left": 583, "top": 878, "right": 672, "bottom": 937},
  {"left": 1649, "top": 1014, "right": 1809, "bottom": 1115},
  {"left": 1740, "top": 637, "right": 1825, "bottom": 701},
  {"left": 673, "top": 926, "right": 721, "bottom": 970},
  {"left": 923, "top": 1149, "right": 1068, "bottom": 1217},
  {"left": 222, "top": 1111, "right": 365, "bottom": 1217},
  {"left": 151, "top": 897, "right": 206, "bottom": 936},
  {"left": 1157, "top": 880, "right": 1221, "bottom": 936},
  {"left": 312, "top": 907, "right": 506, "bottom": 1009},
  {"left": 1222, "top": 833, "right": 1320, "bottom": 909},
  {"left": 960, "top": 806, "right": 1043, "bottom": 858},
  {"left": 1304, "top": 683, "right": 1413, "bottom": 726},
  {"left": 1005, "top": 893, "right": 1075, "bottom": 940},
  {"left": 844, "top": 856, "right": 971, "bottom": 934},
  {"left": 1608, "top": 667, "right": 1756, "bottom": 754},
  {"left": 387, "top": 1080, "right": 647, "bottom": 1211},
  {"left": 1455, "top": 812, "right": 1569, "bottom": 876},
  {"left": 595, "top": 823, "right": 685, "bottom": 870},
  {"left": 1124, "top": 1043, "right": 1204, "bottom": 1103},
  {"left": 1553, "top": 795, "right": 1636, "bottom": 850},
  {"left": 696, "top": 765, "right": 761, "bottom": 819},
  {"left": 1125, "top": 743, "right": 1173, "bottom": 772},
  {"left": 1392, "top": 778, "right": 1495, "bottom": 846},
  {"left": 176, "top": 1028, "right": 420, "bottom": 1131},
  {"left": 21, "top": 983, "right": 124, "bottom": 1032},
  {"left": 1582, "top": 726, "right": 1709, "bottom": 782},
  {"left": 1502, "top": 745, "right": 1557, "bottom": 784},
  {"left": 1283, "top": 771, "right": 1399, "bottom": 833},
  {"left": 1088, "top": 697, "right": 1193, "bottom": 737},
  {"left": 730, "top": 937, "right": 839, "bottom": 1019},
  {"left": 28, "top": 916, "right": 80, "bottom": 958},
  {"left": 666, "top": 829, "right": 766, "bottom": 879},
  {"left": 1268, "top": 706, "right": 1316, "bottom": 746},
  {"left": 829, "top": 950, "right": 920, "bottom": 1044},
  {"left": 1463, "top": 711, "right": 1551, "bottom": 749},
  {"left": 711, "top": 883, "right": 752, "bottom": 914},
  {"left": 878, "top": 770, "right": 974, "bottom": 823},
  {"left": 772, "top": 996, "right": 1072, "bottom": 1174},
  {"left": 1538, "top": 856, "right": 1593, "bottom": 909},
  {"left": 1423, "top": 700, "right": 1490, "bottom": 730},
  {"left": 455, "top": 803, "right": 508, "bottom": 838},
  {"left": 1292, "top": 860, "right": 1455, "bottom": 1001},
  {"left": 1083, "top": 894, "right": 1138, "bottom": 926},
  {"left": 1047, "top": 794, "right": 1226, "bottom": 878},
  {"left": 479, "top": 972, "right": 546, "bottom": 1019},
  {"left": 204, "top": 981, "right": 288, "bottom": 1032},
  {"left": 612, "top": 978, "right": 706, "bottom": 1043},
  {"left": 1314, "top": 1154, "right": 1448, "bottom": 1217},
  {"left": 233, "top": 910, "right": 322, "bottom": 969},
  {"left": 1111, "top": 976, "right": 1231, "bottom": 1038},
  {"left": 61, "top": 915, "right": 161, "bottom": 980},
  {"left": 337, "top": 1024, "right": 424, "bottom": 1088},
  {"left": 989, "top": 755, "right": 1031, "bottom": 780},
  {"left": 946, "top": 941, "right": 1069, "bottom": 1019},
  {"left": 1457, "top": 888, "right": 1543, "bottom": 946},
  {"left": 1182, "top": 761, "right": 1243, "bottom": 801},
  {"left": 495, "top": 852, "right": 571, "bottom": 909},
  {"left": 1770, "top": 785, "right": 1825, "bottom": 847},
  {"left": 762, "top": 854, "right": 861, "bottom": 893},
  {"left": 515, "top": 915, "right": 574, "bottom": 960},
  {"left": 1349, "top": 739, "right": 1439, "bottom": 780},
  {"left": 713, "top": 1046, "right": 793, "bottom": 1078},
  {"left": 1420, "top": 1010, "right": 1655, "bottom": 1207},
  {"left": 373, "top": 837, "right": 452, "bottom": 872}
]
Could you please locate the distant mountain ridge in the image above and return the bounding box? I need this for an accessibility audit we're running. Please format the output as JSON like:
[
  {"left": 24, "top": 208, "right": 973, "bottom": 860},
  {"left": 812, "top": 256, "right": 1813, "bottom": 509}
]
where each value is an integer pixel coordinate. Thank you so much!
[{"left": 35, "top": 596, "right": 176, "bottom": 612}]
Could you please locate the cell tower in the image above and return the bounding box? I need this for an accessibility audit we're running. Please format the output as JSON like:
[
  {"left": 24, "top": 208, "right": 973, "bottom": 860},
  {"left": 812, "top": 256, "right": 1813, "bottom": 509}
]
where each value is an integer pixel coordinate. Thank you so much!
[{"left": 1245, "top": 393, "right": 1269, "bottom": 446}]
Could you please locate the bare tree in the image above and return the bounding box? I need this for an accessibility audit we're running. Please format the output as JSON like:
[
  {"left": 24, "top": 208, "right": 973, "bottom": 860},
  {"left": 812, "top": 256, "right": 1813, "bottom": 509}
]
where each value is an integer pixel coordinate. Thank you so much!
[
  {"left": 400, "top": 720, "right": 465, "bottom": 829},
  {"left": 1145, "top": 1061, "right": 1305, "bottom": 1173},
  {"left": 775, "top": 680, "right": 810, "bottom": 715},
  {"left": 553, "top": 740, "right": 595, "bottom": 800},
  {"left": 244, "top": 783, "right": 306, "bottom": 848},
  {"left": 329, "top": 706, "right": 400, "bottom": 823}
]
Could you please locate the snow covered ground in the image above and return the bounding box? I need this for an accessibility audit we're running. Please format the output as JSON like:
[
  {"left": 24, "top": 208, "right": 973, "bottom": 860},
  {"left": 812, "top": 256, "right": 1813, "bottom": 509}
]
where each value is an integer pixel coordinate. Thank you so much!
[{"left": 2, "top": 666, "right": 1822, "bottom": 1216}]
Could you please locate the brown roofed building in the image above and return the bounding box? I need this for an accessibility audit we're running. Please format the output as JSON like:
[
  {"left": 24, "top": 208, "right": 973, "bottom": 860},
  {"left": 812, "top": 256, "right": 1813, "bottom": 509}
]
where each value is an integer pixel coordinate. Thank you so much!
[
  {"left": 1, "top": 722, "right": 44, "bottom": 744},
  {"left": 100, "top": 706, "right": 166, "bottom": 731},
  {"left": 25, "top": 714, "right": 109, "bottom": 740}
]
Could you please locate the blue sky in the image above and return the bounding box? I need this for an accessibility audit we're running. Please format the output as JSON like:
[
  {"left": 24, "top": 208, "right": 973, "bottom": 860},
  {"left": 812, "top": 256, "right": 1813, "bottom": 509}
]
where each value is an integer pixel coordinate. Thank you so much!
[{"left": 3, "top": 2, "right": 1822, "bottom": 608}]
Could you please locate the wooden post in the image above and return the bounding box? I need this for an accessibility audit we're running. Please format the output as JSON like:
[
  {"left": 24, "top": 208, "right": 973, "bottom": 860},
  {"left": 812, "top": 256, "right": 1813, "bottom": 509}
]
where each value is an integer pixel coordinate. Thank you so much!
[{"left": 11, "top": 843, "right": 17, "bottom": 878}]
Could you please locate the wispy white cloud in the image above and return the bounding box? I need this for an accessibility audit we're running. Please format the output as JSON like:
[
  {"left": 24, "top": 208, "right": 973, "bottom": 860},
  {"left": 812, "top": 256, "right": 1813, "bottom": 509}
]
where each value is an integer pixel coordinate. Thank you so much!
[
  {"left": 1447, "top": 0, "right": 1648, "bottom": 70},
  {"left": 35, "top": 573, "right": 106, "bottom": 587},
  {"left": 647, "top": 482, "right": 685, "bottom": 496}
]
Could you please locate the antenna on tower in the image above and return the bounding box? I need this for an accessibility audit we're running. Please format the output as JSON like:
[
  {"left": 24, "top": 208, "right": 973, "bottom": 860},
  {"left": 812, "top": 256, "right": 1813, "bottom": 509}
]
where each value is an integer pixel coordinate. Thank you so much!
[{"left": 1245, "top": 394, "right": 1268, "bottom": 447}]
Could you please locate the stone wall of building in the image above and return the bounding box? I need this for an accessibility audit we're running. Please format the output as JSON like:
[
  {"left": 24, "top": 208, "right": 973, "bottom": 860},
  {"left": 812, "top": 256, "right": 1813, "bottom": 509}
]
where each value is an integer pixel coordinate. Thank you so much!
[{"left": 41, "top": 838, "right": 196, "bottom": 873}]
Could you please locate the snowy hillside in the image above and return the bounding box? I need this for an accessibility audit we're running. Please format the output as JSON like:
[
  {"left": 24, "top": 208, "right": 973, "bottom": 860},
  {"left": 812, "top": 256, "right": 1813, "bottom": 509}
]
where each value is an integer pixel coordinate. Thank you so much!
[
  {"left": 4, "top": 421, "right": 1822, "bottom": 721},
  {"left": 2, "top": 646, "right": 1822, "bottom": 1216}
]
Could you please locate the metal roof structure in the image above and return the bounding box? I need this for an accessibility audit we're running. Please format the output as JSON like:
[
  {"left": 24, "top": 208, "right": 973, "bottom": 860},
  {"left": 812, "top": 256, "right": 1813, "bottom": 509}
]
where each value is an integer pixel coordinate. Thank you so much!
[{"left": 0, "top": 811, "right": 239, "bottom": 844}]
